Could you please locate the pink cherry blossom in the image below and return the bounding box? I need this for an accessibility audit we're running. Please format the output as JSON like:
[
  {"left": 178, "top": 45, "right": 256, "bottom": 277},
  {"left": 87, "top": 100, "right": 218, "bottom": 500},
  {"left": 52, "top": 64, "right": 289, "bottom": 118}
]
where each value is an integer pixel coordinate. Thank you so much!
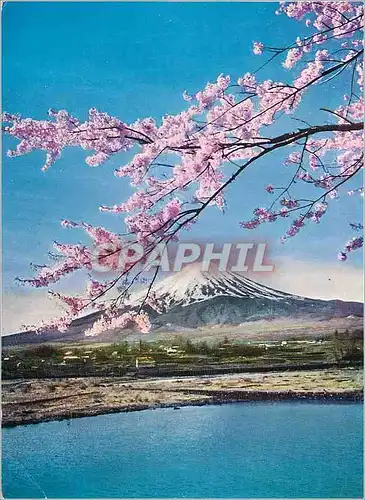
[
  {"left": 337, "top": 252, "right": 348, "bottom": 262},
  {"left": 86, "top": 279, "right": 111, "bottom": 298},
  {"left": 84, "top": 311, "right": 151, "bottom": 336},
  {"left": 280, "top": 198, "right": 299, "bottom": 209},
  {"left": 253, "top": 42, "right": 264, "bottom": 55}
]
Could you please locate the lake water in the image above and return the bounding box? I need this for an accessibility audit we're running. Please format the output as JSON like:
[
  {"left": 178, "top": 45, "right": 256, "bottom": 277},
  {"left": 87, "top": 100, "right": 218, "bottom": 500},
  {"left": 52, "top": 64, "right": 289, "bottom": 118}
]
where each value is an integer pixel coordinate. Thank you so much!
[{"left": 2, "top": 402, "right": 363, "bottom": 498}]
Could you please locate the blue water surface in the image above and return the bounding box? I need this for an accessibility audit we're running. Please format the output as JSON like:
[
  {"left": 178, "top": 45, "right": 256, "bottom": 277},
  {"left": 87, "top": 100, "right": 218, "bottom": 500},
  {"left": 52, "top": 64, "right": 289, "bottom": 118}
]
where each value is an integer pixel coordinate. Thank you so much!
[{"left": 2, "top": 402, "right": 363, "bottom": 498}]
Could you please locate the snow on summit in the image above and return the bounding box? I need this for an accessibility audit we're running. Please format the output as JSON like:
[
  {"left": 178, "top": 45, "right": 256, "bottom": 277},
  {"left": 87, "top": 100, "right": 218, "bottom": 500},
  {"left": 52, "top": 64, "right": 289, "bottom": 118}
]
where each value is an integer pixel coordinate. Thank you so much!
[{"left": 128, "top": 264, "right": 299, "bottom": 312}]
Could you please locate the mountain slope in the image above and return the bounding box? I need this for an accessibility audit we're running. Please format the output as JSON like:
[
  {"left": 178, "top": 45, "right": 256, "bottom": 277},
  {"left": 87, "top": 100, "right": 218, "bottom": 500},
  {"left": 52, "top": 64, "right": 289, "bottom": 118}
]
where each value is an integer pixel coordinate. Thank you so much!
[
  {"left": 129, "top": 265, "right": 362, "bottom": 328},
  {"left": 128, "top": 265, "right": 299, "bottom": 312}
]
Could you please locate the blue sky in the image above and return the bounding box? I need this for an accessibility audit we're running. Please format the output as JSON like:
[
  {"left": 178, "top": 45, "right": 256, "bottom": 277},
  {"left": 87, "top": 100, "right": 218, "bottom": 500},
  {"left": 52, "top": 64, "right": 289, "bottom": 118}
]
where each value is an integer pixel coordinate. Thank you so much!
[{"left": 3, "top": 1, "right": 362, "bottom": 299}]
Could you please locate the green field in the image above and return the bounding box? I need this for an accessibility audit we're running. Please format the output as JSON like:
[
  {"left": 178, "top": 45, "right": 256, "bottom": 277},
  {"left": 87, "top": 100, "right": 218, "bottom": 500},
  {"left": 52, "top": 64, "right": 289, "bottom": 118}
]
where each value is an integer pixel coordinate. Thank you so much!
[{"left": 2, "top": 329, "right": 362, "bottom": 379}]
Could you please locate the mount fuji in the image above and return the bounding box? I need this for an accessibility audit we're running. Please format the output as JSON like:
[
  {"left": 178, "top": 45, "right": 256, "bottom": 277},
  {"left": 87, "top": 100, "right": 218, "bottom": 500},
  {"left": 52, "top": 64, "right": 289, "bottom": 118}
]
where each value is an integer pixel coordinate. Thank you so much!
[
  {"left": 128, "top": 265, "right": 362, "bottom": 330},
  {"left": 129, "top": 264, "right": 299, "bottom": 311},
  {"left": 3, "top": 264, "right": 363, "bottom": 345}
]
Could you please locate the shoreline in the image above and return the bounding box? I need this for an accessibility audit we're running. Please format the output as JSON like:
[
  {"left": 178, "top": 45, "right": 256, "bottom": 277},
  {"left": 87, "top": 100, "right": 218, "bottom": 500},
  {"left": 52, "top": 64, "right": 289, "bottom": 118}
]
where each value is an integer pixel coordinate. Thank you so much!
[
  {"left": 2, "top": 387, "right": 363, "bottom": 428},
  {"left": 3, "top": 368, "right": 362, "bottom": 428}
]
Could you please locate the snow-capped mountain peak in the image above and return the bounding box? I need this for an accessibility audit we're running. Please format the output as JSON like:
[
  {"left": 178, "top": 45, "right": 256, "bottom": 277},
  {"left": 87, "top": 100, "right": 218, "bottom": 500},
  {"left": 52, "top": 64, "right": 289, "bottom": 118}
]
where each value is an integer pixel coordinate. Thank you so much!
[{"left": 129, "top": 264, "right": 299, "bottom": 312}]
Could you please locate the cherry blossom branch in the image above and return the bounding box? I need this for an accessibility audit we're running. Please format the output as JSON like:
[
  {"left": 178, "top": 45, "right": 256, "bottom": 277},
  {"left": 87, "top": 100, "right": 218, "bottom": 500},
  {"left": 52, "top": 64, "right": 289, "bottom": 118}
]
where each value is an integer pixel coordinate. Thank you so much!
[{"left": 3, "top": 1, "right": 363, "bottom": 334}]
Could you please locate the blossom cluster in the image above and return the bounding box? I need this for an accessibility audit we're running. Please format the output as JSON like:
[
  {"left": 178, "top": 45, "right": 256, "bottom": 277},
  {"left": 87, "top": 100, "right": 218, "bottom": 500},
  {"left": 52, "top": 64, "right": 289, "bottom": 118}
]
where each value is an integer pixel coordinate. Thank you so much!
[
  {"left": 84, "top": 310, "right": 151, "bottom": 336},
  {"left": 338, "top": 236, "right": 363, "bottom": 261}
]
